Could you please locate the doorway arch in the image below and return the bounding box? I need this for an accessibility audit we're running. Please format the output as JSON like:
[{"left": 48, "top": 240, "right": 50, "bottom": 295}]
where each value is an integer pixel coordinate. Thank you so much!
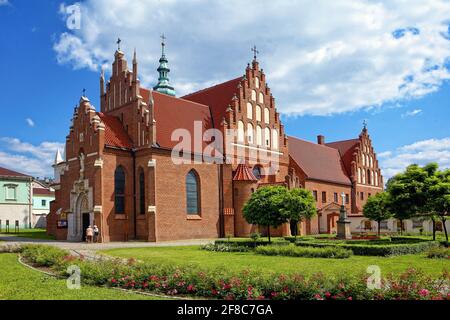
[{"left": 74, "top": 193, "right": 90, "bottom": 241}]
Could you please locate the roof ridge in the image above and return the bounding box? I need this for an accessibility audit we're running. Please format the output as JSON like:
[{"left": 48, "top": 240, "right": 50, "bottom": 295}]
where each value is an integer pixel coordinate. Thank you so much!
[
  {"left": 288, "top": 135, "right": 341, "bottom": 151},
  {"left": 326, "top": 138, "right": 359, "bottom": 145},
  {"left": 182, "top": 76, "right": 242, "bottom": 98}
]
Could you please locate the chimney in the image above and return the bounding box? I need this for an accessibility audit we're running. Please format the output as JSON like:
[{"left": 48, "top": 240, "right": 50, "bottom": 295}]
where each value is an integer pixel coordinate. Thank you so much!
[{"left": 317, "top": 135, "right": 325, "bottom": 145}]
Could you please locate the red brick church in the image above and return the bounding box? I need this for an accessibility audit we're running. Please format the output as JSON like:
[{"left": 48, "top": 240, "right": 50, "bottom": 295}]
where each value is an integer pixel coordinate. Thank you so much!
[{"left": 47, "top": 39, "right": 383, "bottom": 242}]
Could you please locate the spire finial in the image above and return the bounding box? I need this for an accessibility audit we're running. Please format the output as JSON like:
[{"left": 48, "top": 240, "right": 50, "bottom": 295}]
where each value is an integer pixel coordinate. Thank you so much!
[
  {"left": 153, "top": 33, "right": 176, "bottom": 96},
  {"left": 82, "top": 88, "right": 86, "bottom": 97},
  {"left": 160, "top": 33, "right": 166, "bottom": 55},
  {"left": 251, "top": 45, "right": 259, "bottom": 60},
  {"left": 116, "top": 37, "right": 121, "bottom": 51},
  {"left": 133, "top": 48, "right": 137, "bottom": 62},
  {"left": 363, "top": 119, "right": 367, "bottom": 130}
]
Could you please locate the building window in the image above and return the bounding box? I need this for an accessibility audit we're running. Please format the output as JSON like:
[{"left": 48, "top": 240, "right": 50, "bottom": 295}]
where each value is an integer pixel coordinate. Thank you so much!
[
  {"left": 259, "top": 92, "right": 264, "bottom": 104},
  {"left": 272, "top": 129, "right": 279, "bottom": 150},
  {"left": 114, "top": 166, "right": 125, "bottom": 214},
  {"left": 256, "top": 125, "right": 262, "bottom": 145},
  {"left": 322, "top": 191, "right": 327, "bottom": 203},
  {"left": 362, "top": 154, "right": 365, "bottom": 166},
  {"left": 380, "top": 220, "right": 388, "bottom": 230},
  {"left": 255, "top": 77, "right": 260, "bottom": 88},
  {"left": 360, "top": 192, "right": 364, "bottom": 201},
  {"left": 247, "top": 123, "right": 254, "bottom": 144},
  {"left": 41, "top": 199, "right": 46, "bottom": 207},
  {"left": 251, "top": 90, "right": 257, "bottom": 101},
  {"left": 346, "top": 194, "right": 350, "bottom": 204},
  {"left": 264, "top": 127, "right": 271, "bottom": 148},
  {"left": 5, "top": 185, "right": 17, "bottom": 200},
  {"left": 252, "top": 166, "right": 262, "bottom": 180},
  {"left": 370, "top": 156, "right": 373, "bottom": 168},
  {"left": 362, "top": 169, "right": 366, "bottom": 184},
  {"left": 237, "top": 120, "right": 245, "bottom": 142},
  {"left": 264, "top": 107, "right": 270, "bottom": 124},
  {"left": 186, "top": 170, "right": 200, "bottom": 215},
  {"left": 256, "top": 105, "right": 262, "bottom": 122},
  {"left": 367, "top": 169, "right": 372, "bottom": 185},
  {"left": 313, "top": 190, "right": 318, "bottom": 202},
  {"left": 375, "top": 171, "right": 379, "bottom": 186},
  {"left": 358, "top": 168, "right": 361, "bottom": 183},
  {"left": 139, "top": 169, "right": 145, "bottom": 215},
  {"left": 334, "top": 192, "right": 338, "bottom": 203},
  {"left": 247, "top": 102, "right": 253, "bottom": 119}
]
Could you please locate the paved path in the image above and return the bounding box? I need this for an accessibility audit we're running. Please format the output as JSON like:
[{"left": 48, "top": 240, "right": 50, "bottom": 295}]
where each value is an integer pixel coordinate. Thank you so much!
[{"left": 0, "top": 235, "right": 214, "bottom": 253}]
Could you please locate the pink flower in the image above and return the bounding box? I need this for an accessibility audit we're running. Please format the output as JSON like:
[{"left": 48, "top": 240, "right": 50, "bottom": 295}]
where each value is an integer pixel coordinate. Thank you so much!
[
  {"left": 419, "top": 289, "right": 429, "bottom": 297},
  {"left": 314, "top": 294, "right": 323, "bottom": 300},
  {"left": 325, "top": 292, "right": 331, "bottom": 298},
  {"left": 347, "top": 297, "right": 353, "bottom": 301},
  {"left": 187, "top": 284, "right": 195, "bottom": 292}
]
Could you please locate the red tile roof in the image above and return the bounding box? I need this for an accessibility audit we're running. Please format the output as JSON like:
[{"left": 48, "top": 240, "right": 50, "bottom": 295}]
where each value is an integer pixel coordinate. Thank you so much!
[
  {"left": 182, "top": 77, "right": 242, "bottom": 127},
  {"left": 0, "top": 166, "right": 30, "bottom": 178},
  {"left": 141, "top": 88, "right": 214, "bottom": 152},
  {"left": 326, "top": 139, "right": 359, "bottom": 177},
  {"left": 33, "top": 188, "right": 55, "bottom": 196},
  {"left": 97, "top": 112, "right": 133, "bottom": 149},
  {"left": 288, "top": 136, "right": 351, "bottom": 186},
  {"left": 233, "top": 163, "right": 257, "bottom": 181}
]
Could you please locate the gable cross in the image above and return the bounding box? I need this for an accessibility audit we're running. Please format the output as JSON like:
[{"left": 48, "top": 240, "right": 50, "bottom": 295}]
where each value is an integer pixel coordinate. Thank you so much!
[
  {"left": 251, "top": 45, "right": 259, "bottom": 60},
  {"left": 116, "top": 38, "right": 121, "bottom": 51}
]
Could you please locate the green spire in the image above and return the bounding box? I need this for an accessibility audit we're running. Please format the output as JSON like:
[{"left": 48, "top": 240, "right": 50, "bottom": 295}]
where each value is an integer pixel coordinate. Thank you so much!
[{"left": 153, "top": 34, "right": 176, "bottom": 96}]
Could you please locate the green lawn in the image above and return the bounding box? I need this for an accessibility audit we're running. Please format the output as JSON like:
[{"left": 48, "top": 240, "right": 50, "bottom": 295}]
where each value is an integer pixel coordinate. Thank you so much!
[
  {"left": 101, "top": 246, "right": 450, "bottom": 277},
  {"left": 0, "top": 253, "right": 163, "bottom": 300},
  {"left": 0, "top": 228, "right": 55, "bottom": 240}
]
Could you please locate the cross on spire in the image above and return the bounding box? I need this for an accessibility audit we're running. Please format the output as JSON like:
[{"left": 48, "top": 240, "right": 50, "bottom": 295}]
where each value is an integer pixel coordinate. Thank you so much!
[
  {"left": 82, "top": 88, "right": 86, "bottom": 97},
  {"left": 160, "top": 33, "right": 166, "bottom": 46},
  {"left": 251, "top": 45, "right": 259, "bottom": 60},
  {"left": 363, "top": 120, "right": 368, "bottom": 130},
  {"left": 116, "top": 37, "right": 121, "bottom": 51}
]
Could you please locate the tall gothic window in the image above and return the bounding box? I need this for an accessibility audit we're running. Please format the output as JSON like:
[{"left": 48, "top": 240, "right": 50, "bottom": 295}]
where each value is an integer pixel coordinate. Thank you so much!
[
  {"left": 251, "top": 90, "right": 257, "bottom": 101},
  {"left": 237, "top": 120, "right": 245, "bottom": 142},
  {"left": 375, "top": 171, "right": 379, "bottom": 186},
  {"left": 247, "top": 123, "right": 254, "bottom": 144},
  {"left": 367, "top": 169, "right": 372, "bottom": 185},
  {"left": 255, "top": 77, "right": 260, "bottom": 88},
  {"left": 358, "top": 168, "right": 362, "bottom": 183},
  {"left": 256, "top": 125, "right": 262, "bottom": 145},
  {"left": 272, "top": 129, "right": 279, "bottom": 150},
  {"left": 265, "top": 127, "right": 271, "bottom": 148},
  {"left": 186, "top": 170, "right": 200, "bottom": 215},
  {"left": 259, "top": 92, "right": 264, "bottom": 104},
  {"left": 114, "top": 166, "right": 125, "bottom": 214},
  {"left": 247, "top": 102, "right": 253, "bottom": 119},
  {"left": 256, "top": 105, "right": 262, "bottom": 121},
  {"left": 139, "top": 169, "right": 145, "bottom": 215},
  {"left": 264, "top": 107, "right": 270, "bottom": 124}
]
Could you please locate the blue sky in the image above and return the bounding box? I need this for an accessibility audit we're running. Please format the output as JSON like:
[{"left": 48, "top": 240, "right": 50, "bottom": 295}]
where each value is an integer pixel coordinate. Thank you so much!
[{"left": 0, "top": 0, "right": 449, "bottom": 178}]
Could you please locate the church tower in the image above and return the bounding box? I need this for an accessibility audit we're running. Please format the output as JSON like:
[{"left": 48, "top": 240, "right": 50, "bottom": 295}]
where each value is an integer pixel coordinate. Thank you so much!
[{"left": 153, "top": 34, "right": 176, "bottom": 96}]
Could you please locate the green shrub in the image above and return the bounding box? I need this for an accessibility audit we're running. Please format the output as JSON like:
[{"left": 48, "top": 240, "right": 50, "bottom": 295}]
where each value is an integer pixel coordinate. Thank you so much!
[
  {"left": 255, "top": 244, "right": 352, "bottom": 259},
  {"left": 201, "top": 243, "right": 250, "bottom": 252},
  {"left": 215, "top": 239, "right": 289, "bottom": 248},
  {"left": 426, "top": 247, "right": 450, "bottom": 259},
  {"left": 21, "top": 244, "right": 69, "bottom": 267},
  {"left": 295, "top": 240, "right": 439, "bottom": 256}
]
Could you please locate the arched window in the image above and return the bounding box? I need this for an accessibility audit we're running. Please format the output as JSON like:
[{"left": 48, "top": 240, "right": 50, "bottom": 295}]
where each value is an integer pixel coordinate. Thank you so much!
[
  {"left": 139, "top": 169, "right": 145, "bottom": 215},
  {"left": 255, "top": 77, "right": 260, "bottom": 88},
  {"left": 370, "top": 170, "right": 374, "bottom": 186},
  {"left": 186, "top": 170, "right": 200, "bottom": 215},
  {"left": 272, "top": 129, "right": 279, "bottom": 150},
  {"left": 251, "top": 90, "right": 257, "bottom": 101},
  {"left": 237, "top": 120, "right": 245, "bottom": 142},
  {"left": 256, "top": 125, "right": 262, "bottom": 145},
  {"left": 259, "top": 92, "right": 264, "bottom": 104},
  {"left": 358, "top": 168, "right": 361, "bottom": 183},
  {"left": 256, "top": 105, "right": 262, "bottom": 121},
  {"left": 367, "top": 169, "right": 372, "bottom": 185},
  {"left": 247, "top": 123, "right": 254, "bottom": 144},
  {"left": 362, "top": 154, "right": 366, "bottom": 166},
  {"left": 264, "top": 127, "right": 271, "bottom": 148},
  {"left": 114, "top": 166, "right": 125, "bottom": 214},
  {"left": 375, "top": 171, "right": 379, "bottom": 186},
  {"left": 362, "top": 169, "right": 366, "bottom": 184},
  {"left": 264, "top": 108, "right": 270, "bottom": 124},
  {"left": 247, "top": 102, "right": 253, "bottom": 119},
  {"left": 253, "top": 166, "right": 262, "bottom": 180},
  {"left": 370, "top": 156, "right": 373, "bottom": 168}
]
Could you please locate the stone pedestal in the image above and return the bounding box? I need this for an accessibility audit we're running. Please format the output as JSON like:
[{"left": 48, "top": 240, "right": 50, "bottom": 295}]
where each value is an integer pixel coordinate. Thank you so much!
[{"left": 336, "top": 204, "right": 352, "bottom": 239}]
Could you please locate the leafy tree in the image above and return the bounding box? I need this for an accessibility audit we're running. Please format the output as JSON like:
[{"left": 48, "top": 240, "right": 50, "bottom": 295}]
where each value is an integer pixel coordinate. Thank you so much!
[
  {"left": 386, "top": 164, "right": 436, "bottom": 235},
  {"left": 243, "top": 186, "right": 290, "bottom": 242},
  {"left": 283, "top": 188, "right": 317, "bottom": 238},
  {"left": 428, "top": 168, "right": 450, "bottom": 243},
  {"left": 363, "top": 192, "right": 392, "bottom": 237}
]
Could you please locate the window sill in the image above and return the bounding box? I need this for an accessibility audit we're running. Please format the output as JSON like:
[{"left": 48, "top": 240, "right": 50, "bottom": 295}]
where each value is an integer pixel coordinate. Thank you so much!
[{"left": 186, "top": 215, "right": 202, "bottom": 220}]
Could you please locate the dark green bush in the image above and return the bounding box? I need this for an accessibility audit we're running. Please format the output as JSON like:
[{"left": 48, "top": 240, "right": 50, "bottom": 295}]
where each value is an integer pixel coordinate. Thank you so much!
[
  {"left": 21, "top": 244, "right": 69, "bottom": 267},
  {"left": 255, "top": 244, "right": 352, "bottom": 259},
  {"left": 295, "top": 240, "right": 439, "bottom": 256}
]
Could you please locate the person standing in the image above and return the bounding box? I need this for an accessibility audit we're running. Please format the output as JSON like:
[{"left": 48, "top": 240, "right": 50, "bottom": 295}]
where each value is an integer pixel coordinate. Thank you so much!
[
  {"left": 93, "top": 225, "right": 99, "bottom": 243},
  {"left": 86, "top": 225, "right": 94, "bottom": 243}
]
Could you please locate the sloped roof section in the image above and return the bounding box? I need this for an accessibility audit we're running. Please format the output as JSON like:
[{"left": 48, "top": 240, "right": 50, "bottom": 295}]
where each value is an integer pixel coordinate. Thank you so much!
[
  {"left": 233, "top": 163, "right": 257, "bottom": 181},
  {"left": 182, "top": 77, "right": 242, "bottom": 127},
  {"left": 33, "top": 188, "right": 55, "bottom": 196},
  {"left": 97, "top": 112, "right": 133, "bottom": 149},
  {"left": 288, "top": 136, "right": 351, "bottom": 186},
  {"left": 140, "top": 88, "right": 214, "bottom": 151},
  {"left": 0, "top": 166, "right": 30, "bottom": 178},
  {"left": 326, "top": 139, "right": 359, "bottom": 177}
]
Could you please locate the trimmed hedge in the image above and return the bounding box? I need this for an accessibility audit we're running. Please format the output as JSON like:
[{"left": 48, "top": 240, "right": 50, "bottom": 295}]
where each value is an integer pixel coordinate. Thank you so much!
[
  {"left": 295, "top": 240, "right": 440, "bottom": 256},
  {"left": 255, "top": 244, "right": 352, "bottom": 259},
  {"left": 201, "top": 243, "right": 250, "bottom": 252},
  {"left": 215, "top": 239, "right": 289, "bottom": 248}
]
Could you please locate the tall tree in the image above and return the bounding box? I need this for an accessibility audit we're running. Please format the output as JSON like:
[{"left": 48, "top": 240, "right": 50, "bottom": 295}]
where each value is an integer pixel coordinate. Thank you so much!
[
  {"left": 428, "top": 168, "right": 450, "bottom": 243},
  {"left": 363, "top": 192, "right": 392, "bottom": 237},
  {"left": 283, "top": 188, "right": 317, "bottom": 238},
  {"left": 243, "top": 186, "right": 290, "bottom": 242}
]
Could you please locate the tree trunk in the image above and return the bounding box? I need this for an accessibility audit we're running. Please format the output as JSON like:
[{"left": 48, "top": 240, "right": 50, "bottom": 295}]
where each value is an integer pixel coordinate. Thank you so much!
[
  {"left": 377, "top": 220, "right": 381, "bottom": 238},
  {"left": 441, "top": 216, "right": 448, "bottom": 244},
  {"left": 267, "top": 225, "right": 271, "bottom": 243},
  {"left": 400, "top": 219, "right": 403, "bottom": 235},
  {"left": 432, "top": 217, "right": 436, "bottom": 241}
]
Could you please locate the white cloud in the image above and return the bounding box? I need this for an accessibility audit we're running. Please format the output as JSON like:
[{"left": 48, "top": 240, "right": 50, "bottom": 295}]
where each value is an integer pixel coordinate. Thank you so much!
[
  {"left": 0, "top": 137, "right": 65, "bottom": 177},
  {"left": 401, "top": 109, "right": 422, "bottom": 118},
  {"left": 379, "top": 137, "right": 450, "bottom": 180},
  {"left": 0, "top": 0, "right": 9, "bottom": 6},
  {"left": 53, "top": 0, "right": 450, "bottom": 116},
  {"left": 25, "top": 118, "right": 35, "bottom": 127}
]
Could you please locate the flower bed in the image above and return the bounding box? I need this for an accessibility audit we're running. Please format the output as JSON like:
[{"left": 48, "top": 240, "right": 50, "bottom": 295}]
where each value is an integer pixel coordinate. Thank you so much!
[
  {"left": 17, "top": 244, "right": 450, "bottom": 300},
  {"left": 255, "top": 245, "right": 352, "bottom": 259}
]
